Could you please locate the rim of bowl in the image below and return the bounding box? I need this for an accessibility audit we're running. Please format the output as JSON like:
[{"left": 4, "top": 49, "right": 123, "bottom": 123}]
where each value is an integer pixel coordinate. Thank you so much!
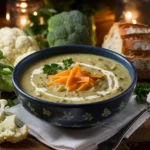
[{"left": 12, "top": 45, "right": 137, "bottom": 107}]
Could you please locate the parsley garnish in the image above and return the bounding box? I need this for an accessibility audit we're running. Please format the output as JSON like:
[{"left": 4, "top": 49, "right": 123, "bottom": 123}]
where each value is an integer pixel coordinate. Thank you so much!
[
  {"left": 63, "top": 58, "right": 74, "bottom": 70},
  {"left": 134, "top": 83, "right": 150, "bottom": 104},
  {"left": 43, "top": 64, "right": 63, "bottom": 75},
  {"left": 43, "top": 58, "right": 74, "bottom": 75}
]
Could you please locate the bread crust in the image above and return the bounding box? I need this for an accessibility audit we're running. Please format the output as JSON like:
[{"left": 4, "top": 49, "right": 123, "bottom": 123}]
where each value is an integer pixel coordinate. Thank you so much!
[{"left": 102, "top": 22, "right": 150, "bottom": 80}]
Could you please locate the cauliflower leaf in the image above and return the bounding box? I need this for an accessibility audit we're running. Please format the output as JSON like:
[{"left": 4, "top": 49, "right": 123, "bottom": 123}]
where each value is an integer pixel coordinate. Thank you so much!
[{"left": 0, "top": 52, "right": 14, "bottom": 92}]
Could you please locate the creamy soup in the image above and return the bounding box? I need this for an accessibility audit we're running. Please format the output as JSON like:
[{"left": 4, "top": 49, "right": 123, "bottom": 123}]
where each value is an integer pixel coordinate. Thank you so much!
[{"left": 20, "top": 54, "right": 131, "bottom": 104}]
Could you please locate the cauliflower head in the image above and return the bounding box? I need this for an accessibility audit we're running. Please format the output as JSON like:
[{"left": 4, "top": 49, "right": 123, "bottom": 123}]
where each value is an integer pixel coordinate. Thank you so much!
[
  {"left": 0, "top": 99, "right": 28, "bottom": 143},
  {"left": 47, "top": 10, "right": 96, "bottom": 47},
  {"left": 0, "top": 27, "right": 39, "bottom": 66},
  {"left": 14, "top": 50, "right": 36, "bottom": 66}
]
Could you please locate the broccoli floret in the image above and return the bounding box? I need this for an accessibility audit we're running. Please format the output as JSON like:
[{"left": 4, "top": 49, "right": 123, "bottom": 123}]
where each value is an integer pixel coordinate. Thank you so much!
[{"left": 47, "top": 10, "right": 96, "bottom": 46}]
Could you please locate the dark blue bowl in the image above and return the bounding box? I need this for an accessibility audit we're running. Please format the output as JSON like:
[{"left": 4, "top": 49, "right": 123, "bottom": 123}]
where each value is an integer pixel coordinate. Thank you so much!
[{"left": 12, "top": 45, "right": 137, "bottom": 128}]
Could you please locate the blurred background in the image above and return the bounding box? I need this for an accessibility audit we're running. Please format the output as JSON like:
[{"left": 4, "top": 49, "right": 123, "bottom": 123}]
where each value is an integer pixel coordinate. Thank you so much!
[
  {"left": 0, "top": 0, "right": 116, "bottom": 46},
  {"left": 0, "top": 0, "right": 150, "bottom": 46}
]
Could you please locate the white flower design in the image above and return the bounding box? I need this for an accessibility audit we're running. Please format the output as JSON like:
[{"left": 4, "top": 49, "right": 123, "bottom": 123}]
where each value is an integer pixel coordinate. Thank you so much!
[
  {"left": 43, "top": 108, "right": 52, "bottom": 117},
  {"left": 27, "top": 102, "right": 38, "bottom": 116},
  {"left": 63, "top": 111, "right": 74, "bottom": 120},
  {"left": 102, "top": 108, "right": 111, "bottom": 117},
  {"left": 82, "top": 113, "right": 93, "bottom": 121}
]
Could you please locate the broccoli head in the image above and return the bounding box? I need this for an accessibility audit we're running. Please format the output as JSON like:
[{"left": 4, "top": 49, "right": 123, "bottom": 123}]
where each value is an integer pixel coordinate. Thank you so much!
[{"left": 47, "top": 10, "right": 96, "bottom": 46}]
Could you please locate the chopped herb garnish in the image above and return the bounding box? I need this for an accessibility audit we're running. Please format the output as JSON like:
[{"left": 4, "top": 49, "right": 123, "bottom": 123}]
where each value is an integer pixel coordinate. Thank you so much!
[
  {"left": 43, "top": 58, "right": 74, "bottom": 75},
  {"left": 134, "top": 83, "right": 150, "bottom": 104},
  {"left": 43, "top": 64, "right": 63, "bottom": 75},
  {"left": 63, "top": 58, "right": 74, "bottom": 70}
]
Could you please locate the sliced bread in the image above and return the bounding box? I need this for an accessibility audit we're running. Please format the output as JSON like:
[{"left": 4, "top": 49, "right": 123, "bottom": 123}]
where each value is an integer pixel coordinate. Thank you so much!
[{"left": 102, "top": 22, "right": 150, "bottom": 80}]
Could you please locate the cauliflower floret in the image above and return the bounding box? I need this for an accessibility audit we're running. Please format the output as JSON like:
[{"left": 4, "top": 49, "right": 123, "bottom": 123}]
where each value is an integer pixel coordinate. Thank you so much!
[
  {"left": 0, "top": 99, "right": 28, "bottom": 143},
  {"left": 0, "top": 99, "right": 8, "bottom": 122},
  {"left": 0, "top": 115, "right": 28, "bottom": 143},
  {"left": 14, "top": 50, "right": 36, "bottom": 66},
  {"left": 0, "top": 99, "right": 9, "bottom": 110},
  {"left": 0, "top": 27, "right": 39, "bottom": 66}
]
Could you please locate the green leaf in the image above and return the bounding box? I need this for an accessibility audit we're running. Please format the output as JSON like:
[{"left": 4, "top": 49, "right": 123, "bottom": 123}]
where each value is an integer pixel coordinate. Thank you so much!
[
  {"left": 24, "top": 24, "right": 36, "bottom": 38},
  {"left": 134, "top": 83, "right": 150, "bottom": 104},
  {"left": 25, "top": 8, "right": 57, "bottom": 49},
  {"left": 0, "top": 63, "right": 13, "bottom": 71},
  {"left": 0, "top": 52, "right": 14, "bottom": 92},
  {"left": 0, "top": 75, "right": 13, "bottom": 92},
  {"left": 0, "top": 50, "right": 5, "bottom": 59},
  {"left": 7, "top": 99, "right": 16, "bottom": 107},
  {"left": 43, "top": 64, "right": 63, "bottom": 75},
  {"left": 38, "top": 39, "right": 49, "bottom": 49},
  {"left": 43, "top": 58, "right": 74, "bottom": 75},
  {"left": 63, "top": 58, "right": 74, "bottom": 70}
]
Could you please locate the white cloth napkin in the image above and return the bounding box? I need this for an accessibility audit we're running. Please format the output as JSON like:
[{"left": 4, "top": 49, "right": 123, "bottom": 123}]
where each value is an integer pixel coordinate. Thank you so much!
[{"left": 7, "top": 96, "right": 150, "bottom": 150}]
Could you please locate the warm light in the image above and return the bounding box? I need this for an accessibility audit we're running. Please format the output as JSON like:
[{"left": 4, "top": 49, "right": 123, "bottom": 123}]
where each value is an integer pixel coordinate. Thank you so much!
[
  {"left": 21, "top": 9, "right": 26, "bottom": 13},
  {"left": 33, "top": 11, "right": 37, "bottom": 16},
  {"left": 92, "top": 23, "right": 96, "bottom": 31},
  {"left": 20, "top": 17, "right": 27, "bottom": 25},
  {"left": 40, "top": 17, "right": 44, "bottom": 25},
  {"left": 16, "top": 3, "right": 20, "bottom": 7},
  {"left": 132, "top": 19, "right": 137, "bottom": 24},
  {"left": 6, "top": 12, "right": 10, "bottom": 21},
  {"left": 125, "top": 11, "right": 132, "bottom": 19},
  {"left": 20, "top": 2, "right": 28, "bottom": 8}
]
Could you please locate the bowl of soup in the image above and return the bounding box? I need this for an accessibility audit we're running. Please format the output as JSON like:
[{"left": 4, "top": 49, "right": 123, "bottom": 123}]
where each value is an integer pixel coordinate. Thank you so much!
[{"left": 12, "top": 45, "right": 137, "bottom": 128}]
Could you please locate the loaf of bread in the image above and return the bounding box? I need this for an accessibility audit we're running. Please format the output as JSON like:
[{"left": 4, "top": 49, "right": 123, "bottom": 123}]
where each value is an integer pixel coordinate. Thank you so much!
[{"left": 102, "top": 22, "right": 150, "bottom": 80}]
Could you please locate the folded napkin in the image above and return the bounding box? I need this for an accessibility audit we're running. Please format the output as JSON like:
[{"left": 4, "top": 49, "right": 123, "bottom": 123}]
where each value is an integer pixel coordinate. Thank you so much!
[{"left": 7, "top": 96, "right": 150, "bottom": 150}]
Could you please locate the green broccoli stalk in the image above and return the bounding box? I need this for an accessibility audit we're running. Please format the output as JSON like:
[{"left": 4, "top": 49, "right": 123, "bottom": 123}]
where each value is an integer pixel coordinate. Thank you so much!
[{"left": 47, "top": 10, "right": 96, "bottom": 47}]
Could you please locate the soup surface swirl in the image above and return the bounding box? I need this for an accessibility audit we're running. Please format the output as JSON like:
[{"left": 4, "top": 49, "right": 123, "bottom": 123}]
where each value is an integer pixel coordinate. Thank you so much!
[{"left": 20, "top": 54, "right": 131, "bottom": 104}]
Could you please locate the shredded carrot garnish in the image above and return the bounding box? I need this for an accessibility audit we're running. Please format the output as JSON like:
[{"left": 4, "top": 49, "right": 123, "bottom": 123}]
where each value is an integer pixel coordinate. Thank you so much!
[
  {"left": 77, "top": 82, "right": 91, "bottom": 92},
  {"left": 46, "top": 64, "right": 103, "bottom": 92}
]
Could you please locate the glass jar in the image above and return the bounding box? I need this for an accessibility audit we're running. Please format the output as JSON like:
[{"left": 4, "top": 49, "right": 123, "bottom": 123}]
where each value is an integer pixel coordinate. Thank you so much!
[
  {"left": 115, "top": 0, "right": 150, "bottom": 25},
  {"left": 6, "top": 0, "right": 43, "bottom": 28}
]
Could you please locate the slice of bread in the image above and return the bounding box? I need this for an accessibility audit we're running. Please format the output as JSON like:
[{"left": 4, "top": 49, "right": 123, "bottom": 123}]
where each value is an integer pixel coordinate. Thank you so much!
[
  {"left": 102, "top": 22, "right": 150, "bottom": 80},
  {"left": 127, "top": 56, "right": 150, "bottom": 79}
]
